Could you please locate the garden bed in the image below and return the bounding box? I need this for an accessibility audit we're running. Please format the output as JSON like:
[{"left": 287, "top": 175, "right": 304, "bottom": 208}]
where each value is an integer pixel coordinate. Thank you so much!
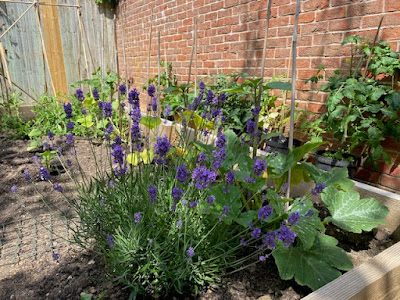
[{"left": 0, "top": 134, "right": 398, "bottom": 299}]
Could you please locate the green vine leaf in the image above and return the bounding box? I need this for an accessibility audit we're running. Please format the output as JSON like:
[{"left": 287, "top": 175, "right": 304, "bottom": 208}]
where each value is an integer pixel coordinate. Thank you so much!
[
  {"left": 273, "top": 234, "right": 353, "bottom": 291},
  {"left": 321, "top": 186, "right": 389, "bottom": 233}
]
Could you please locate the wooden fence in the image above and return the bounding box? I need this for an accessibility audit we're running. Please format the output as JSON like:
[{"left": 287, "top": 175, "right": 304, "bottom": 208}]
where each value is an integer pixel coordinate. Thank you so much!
[{"left": 0, "top": 0, "right": 117, "bottom": 105}]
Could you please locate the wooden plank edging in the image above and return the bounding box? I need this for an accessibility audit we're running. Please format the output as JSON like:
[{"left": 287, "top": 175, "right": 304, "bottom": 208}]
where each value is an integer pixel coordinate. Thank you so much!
[{"left": 302, "top": 241, "right": 400, "bottom": 300}]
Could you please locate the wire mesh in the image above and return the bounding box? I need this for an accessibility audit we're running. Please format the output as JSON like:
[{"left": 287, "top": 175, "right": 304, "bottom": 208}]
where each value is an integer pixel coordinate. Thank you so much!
[{"left": 0, "top": 214, "right": 71, "bottom": 266}]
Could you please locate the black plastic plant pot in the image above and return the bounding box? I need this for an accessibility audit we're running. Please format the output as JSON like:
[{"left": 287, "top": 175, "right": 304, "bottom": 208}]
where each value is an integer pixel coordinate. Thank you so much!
[
  {"left": 314, "top": 150, "right": 361, "bottom": 178},
  {"left": 265, "top": 136, "right": 302, "bottom": 155}
]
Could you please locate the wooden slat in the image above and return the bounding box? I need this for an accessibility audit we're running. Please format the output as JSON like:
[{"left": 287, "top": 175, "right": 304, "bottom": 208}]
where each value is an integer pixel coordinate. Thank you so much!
[
  {"left": 40, "top": 0, "right": 68, "bottom": 95},
  {"left": 302, "top": 242, "right": 400, "bottom": 300}
]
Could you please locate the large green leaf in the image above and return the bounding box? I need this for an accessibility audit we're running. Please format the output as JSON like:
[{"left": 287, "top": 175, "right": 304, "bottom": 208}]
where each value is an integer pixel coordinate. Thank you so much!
[
  {"left": 290, "top": 199, "right": 324, "bottom": 249},
  {"left": 386, "top": 92, "right": 400, "bottom": 110},
  {"left": 321, "top": 186, "right": 389, "bottom": 233},
  {"left": 223, "top": 130, "right": 250, "bottom": 170},
  {"left": 301, "top": 163, "right": 354, "bottom": 191},
  {"left": 140, "top": 115, "right": 161, "bottom": 130},
  {"left": 273, "top": 234, "right": 353, "bottom": 291},
  {"left": 235, "top": 210, "right": 257, "bottom": 227}
]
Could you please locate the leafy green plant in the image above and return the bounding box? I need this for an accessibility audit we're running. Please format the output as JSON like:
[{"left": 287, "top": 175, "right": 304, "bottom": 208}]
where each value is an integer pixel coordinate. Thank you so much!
[
  {"left": 305, "top": 36, "right": 400, "bottom": 166},
  {"left": 0, "top": 90, "right": 28, "bottom": 139}
]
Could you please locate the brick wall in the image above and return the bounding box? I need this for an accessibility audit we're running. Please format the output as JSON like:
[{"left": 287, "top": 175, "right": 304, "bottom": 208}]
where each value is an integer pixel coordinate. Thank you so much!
[{"left": 115, "top": 0, "right": 400, "bottom": 191}]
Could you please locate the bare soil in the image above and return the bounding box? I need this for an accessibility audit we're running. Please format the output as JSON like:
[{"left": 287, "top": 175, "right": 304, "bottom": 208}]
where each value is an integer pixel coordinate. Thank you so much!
[{"left": 0, "top": 135, "right": 395, "bottom": 300}]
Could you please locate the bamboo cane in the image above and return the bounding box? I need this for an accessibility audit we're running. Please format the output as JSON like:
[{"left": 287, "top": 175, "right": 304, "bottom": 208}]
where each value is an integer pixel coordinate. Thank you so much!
[
  {"left": 0, "top": 58, "right": 9, "bottom": 105},
  {"left": 362, "top": 16, "right": 384, "bottom": 79},
  {"left": 186, "top": 17, "right": 196, "bottom": 101},
  {"left": 34, "top": 2, "right": 56, "bottom": 96},
  {"left": 194, "top": 17, "right": 197, "bottom": 96},
  {"left": 157, "top": 30, "right": 161, "bottom": 117},
  {"left": 0, "top": 42, "right": 13, "bottom": 90},
  {"left": 253, "top": 0, "right": 272, "bottom": 159},
  {"left": 76, "top": 0, "right": 90, "bottom": 82},
  {"left": 285, "top": 0, "right": 301, "bottom": 204},
  {"left": 146, "top": 8, "right": 154, "bottom": 87},
  {"left": 0, "top": 0, "right": 80, "bottom": 7},
  {"left": 0, "top": 73, "right": 39, "bottom": 103}
]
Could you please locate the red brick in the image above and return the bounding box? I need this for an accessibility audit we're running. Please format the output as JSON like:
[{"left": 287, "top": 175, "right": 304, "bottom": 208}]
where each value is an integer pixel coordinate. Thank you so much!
[
  {"left": 329, "top": 17, "right": 362, "bottom": 31},
  {"left": 299, "top": 11, "right": 315, "bottom": 24},
  {"left": 386, "top": 0, "right": 400, "bottom": 12},
  {"left": 347, "top": 1, "right": 384, "bottom": 17},
  {"left": 298, "top": 46, "right": 324, "bottom": 57},
  {"left": 381, "top": 27, "right": 400, "bottom": 41},
  {"left": 300, "top": 22, "right": 328, "bottom": 35},
  {"left": 324, "top": 44, "right": 352, "bottom": 57},
  {"left": 307, "top": 102, "right": 326, "bottom": 113},
  {"left": 316, "top": 7, "right": 346, "bottom": 22},
  {"left": 355, "top": 168, "right": 381, "bottom": 183},
  {"left": 380, "top": 174, "right": 400, "bottom": 190},
  {"left": 313, "top": 33, "right": 344, "bottom": 45},
  {"left": 302, "top": 0, "right": 329, "bottom": 11},
  {"left": 278, "top": 3, "right": 296, "bottom": 16}
]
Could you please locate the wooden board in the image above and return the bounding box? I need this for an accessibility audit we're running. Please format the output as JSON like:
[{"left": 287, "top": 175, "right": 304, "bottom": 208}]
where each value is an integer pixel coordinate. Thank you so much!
[
  {"left": 40, "top": 0, "right": 68, "bottom": 95},
  {"left": 302, "top": 241, "right": 400, "bottom": 300}
]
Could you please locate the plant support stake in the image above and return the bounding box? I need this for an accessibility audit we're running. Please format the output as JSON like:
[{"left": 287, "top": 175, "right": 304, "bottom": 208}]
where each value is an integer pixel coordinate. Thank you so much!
[
  {"left": 285, "top": 0, "right": 301, "bottom": 205},
  {"left": 254, "top": 0, "right": 272, "bottom": 159}
]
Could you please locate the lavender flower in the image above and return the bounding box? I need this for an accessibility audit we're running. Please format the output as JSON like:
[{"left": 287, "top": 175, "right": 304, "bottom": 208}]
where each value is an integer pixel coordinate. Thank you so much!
[
  {"left": 277, "top": 225, "right": 297, "bottom": 247},
  {"left": 24, "top": 169, "right": 32, "bottom": 182},
  {"left": 186, "top": 247, "right": 194, "bottom": 258},
  {"left": 311, "top": 183, "right": 326, "bottom": 196},
  {"left": 93, "top": 88, "right": 99, "bottom": 101},
  {"left": 52, "top": 183, "right": 63, "bottom": 193},
  {"left": 119, "top": 84, "right": 126, "bottom": 95},
  {"left": 171, "top": 202, "right": 177, "bottom": 212},
  {"left": 81, "top": 109, "right": 87, "bottom": 115},
  {"left": 105, "top": 123, "right": 114, "bottom": 135},
  {"left": 39, "top": 167, "right": 50, "bottom": 181},
  {"left": 151, "top": 96, "right": 157, "bottom": 112},
  {"left": 11, "top": 186, "right": 18, "bottom": 193},
  {"left": 176, "top": 219, "right": 183, "bottom": 229},
  {"left": 219, "top": 92, "right": 226, "bottom": 105},
  {"left": 199, "top": 81, "right": 206, "bottom": 92},
  {"left": 262, "top": 231, "right": 277, "bottom": 250},
  {"left": 111, "top": 145, "right": 125, "bottom": 165},
  {"left": 66, "top": 133, "right": 75, "bottom": 146},
  {"left": 259, "top": 255, "right": 266, "bottom": 261},
  {"left": 197, "top": 153, "right": 206, "bottom": 164},
  {"left": 215, "top": 134, "right": 226, "bottom": 149},
  {"left": 207, "top": 195, "right": 215, "bottom": 206},
  {"left": 305, "top": 209, "right": 315, "bottom": 218},
  {"left": 206, "top": 89, "right": 214, "bottom": 105},
  {"left": 251, "top": 227, "right": 261, "bottom": 239},
  {"left": 288, "top": 212, "right": 300, "bottom": 225},
  {"left": 106, "top": 235, "right": 115, "bottom": 248},
  {"left": 101, "top": 102, "right": 113, "bottom": 118},
  {"left": 189, "top": 200, "right": 199, "bottom": 208},
  {"left": 226, "top": 171, "right": 235, "bottom": 185},
  {"left": 52, "top": 253, "right": 59, "bottom": 261},
  {"left": 134, "top": 212, "right": 142, "bottom": 224},
  {"left": 48, "top": 131, "right": 54, "bottom": 141},
  {"left": 131, "top": 122, "right": 141, "bottom": 140},
  {"left": 66, "top": 121, "right": 75, "bottom": 130},
  {"left": 128, "top": 88, "right": 140, "bottom": 106},
  {"left": 148, "top": 185, "right": 157, "bottom": 203},
  {"left": 154, "top": 135, "right": 172, "bottom": 164},
  {"left": 244, "top": 176, "right": 256, "bottom": 184},
  {"left": 222, "top": 206, "right": 230, "bottom": 216},
  {"left": 63, "top": 103, "right": 73, "bottom": 119},
  {"left": 258, "top": 205, "right": 273, "bottom": 221},
  {"left": 176, "top": 164, "right": 190, "bottom": 183},
  {"left": 76, "top": 89, "right": 85, "bottom": 102},
  {"left": 147, "top": 84, "right": 156, "bottom": 97},
  {"left": 192, "top": 165, "right": 216, "bottom": 190},
  {"left": 212, "top": 148, "right": 226, "bottom": 170},
  {"left": 240, "top": 238, "right": 247, "bottom": 246},
  {"left": 43, "top": 142, "right": 50, "bottom": 151},
  {"left": 182, "top": 199, "right": 188, "bottom": 206},
  {"left": 164, "top": 106, "right": 171, "bottom": 116},
  {"left": 253, "top": 159, "right": 266, "bottom": 177},
  {"left": 222, "top": 186, "right": 230, "bottom": 194},
  {"left": 171, "top": 187, "right": 183, "bottom": 201},
  {"left": 246, "top": 119, "right": 256, "bottom": 135},
  {"left": 251, "top": 106, "right": 261, "bottom": 117}
]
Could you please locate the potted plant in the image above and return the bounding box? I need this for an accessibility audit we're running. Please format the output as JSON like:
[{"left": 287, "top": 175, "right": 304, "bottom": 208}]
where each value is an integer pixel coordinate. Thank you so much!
[{"left": 304, "top": 36, "right": 400, "bottom": 176}]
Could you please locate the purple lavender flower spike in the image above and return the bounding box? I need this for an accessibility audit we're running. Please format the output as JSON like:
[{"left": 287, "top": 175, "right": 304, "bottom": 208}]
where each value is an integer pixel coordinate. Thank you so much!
[
  {"left": 119, "top": 84, "right": 126, "bottom": 95},
  {"left": 63, "top": 103, "right": 73, "bottom": 119},
  {"left": 288, "top": 212, "right": 300, "bottom": 225},
  {"left": 171, "top": 187, "right": 183, "bottom": 201},
  {"left": 134, "top": 212, "right": 142, "bottom": 223},
  {"left": 106, "top": 235, "right": 115, "bottom": 248},
  {"left": 148, "top": 185, "right": 157, "bottom": 203},
  {"left": 186, "top": 247, "right": 194, "bottom": 258},
  {"left": 76, "top": 89, "right": 85, "bottom": 102},
  {"left": 93, "top": 88, "right": 99, "bottom": 101},
  {"left": 147, "top": 84, "right": 156, "bottom": 97},
  {"left": 176, "top": 164, "right": 190, "bottom": 183},
  {"left": 253, "top": 159, "right": 266, "bottom": 177}
]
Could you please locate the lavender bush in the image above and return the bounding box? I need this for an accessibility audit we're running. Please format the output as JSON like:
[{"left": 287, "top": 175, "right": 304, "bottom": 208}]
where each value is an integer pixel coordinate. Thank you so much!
[{"left": 15, "top": 75, "right": 390, "bottom": 297}]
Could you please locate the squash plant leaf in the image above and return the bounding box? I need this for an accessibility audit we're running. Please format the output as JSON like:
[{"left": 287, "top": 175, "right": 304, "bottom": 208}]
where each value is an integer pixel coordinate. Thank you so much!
[
  {"left": 321, "top": 186, "right": 389, "bottom": 233},
  {"left": 273, "top": 234, "right": 353, "bottom": 291}
]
